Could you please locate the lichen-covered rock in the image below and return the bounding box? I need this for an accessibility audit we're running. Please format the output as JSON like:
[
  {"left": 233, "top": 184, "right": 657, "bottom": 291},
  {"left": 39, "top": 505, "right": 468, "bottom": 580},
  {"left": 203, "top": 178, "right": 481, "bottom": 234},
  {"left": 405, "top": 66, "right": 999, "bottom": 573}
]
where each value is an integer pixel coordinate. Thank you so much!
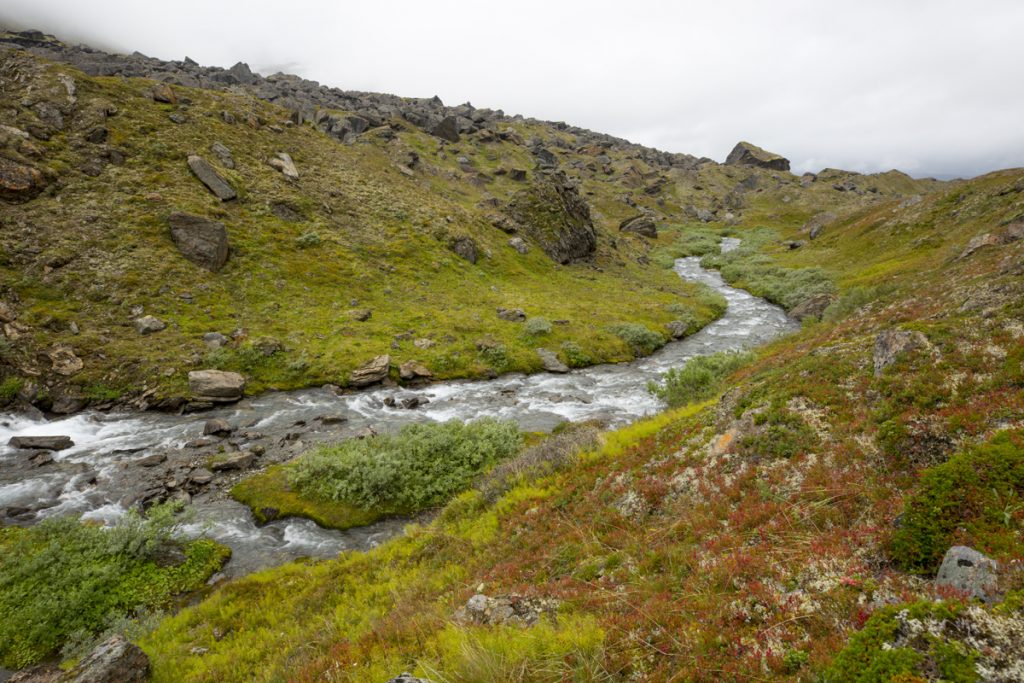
[
  {"left": 935, "top": 546, "right": 1000, "bottom": 602},
  {"left": 536, "top": 348, "right": 569, "bottom": 373},
  {"left": 873, "top": 328, "right": 930, "bottom": 376},
  {"left": 268, "top": 152, "right": 298, "bottom": 180},
  {"left": 450, "top": 236, "right": 478, "bottom": 264},
  {"left": 187, "top": 154, "right": 236, "bottom": 200},
  {"left": 506, "top": 171, "right": 596, "bottom": 263},
  {"left": 725, "top": 141, "right": 790, "bottom": 171},
  {"left": 453, "top": 593, "right": 558, "bottom": 627},
  {"left": 789, "top": 292, "right": 835, "bottom": 322},
  {"left": 349, "top": 355, "right": 390, "bottom": 387},
  {"left": 9, "top": 634, "right": 151, "bottom": 682},
  {"left": 0, "top": 156, "right": 47, "bottom": 202},
  {"left": 134, "top": 315, "right": 166, "bottom": 335},
  {"left": 803, "top": 211, "right": 837, "bottom": 240},
  {"left": 168, "top": 213, "right": 230, "bottom": 272},
  {"left": 619, "top": 214, "right": 657, "bottom": 238}
]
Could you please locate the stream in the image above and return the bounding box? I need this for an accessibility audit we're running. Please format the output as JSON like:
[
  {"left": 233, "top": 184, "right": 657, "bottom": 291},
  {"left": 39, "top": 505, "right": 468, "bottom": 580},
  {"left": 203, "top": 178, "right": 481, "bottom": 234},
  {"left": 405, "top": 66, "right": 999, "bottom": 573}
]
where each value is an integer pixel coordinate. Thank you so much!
[{"left": 0, "top": 240, "right": 798, "bottom": 577}]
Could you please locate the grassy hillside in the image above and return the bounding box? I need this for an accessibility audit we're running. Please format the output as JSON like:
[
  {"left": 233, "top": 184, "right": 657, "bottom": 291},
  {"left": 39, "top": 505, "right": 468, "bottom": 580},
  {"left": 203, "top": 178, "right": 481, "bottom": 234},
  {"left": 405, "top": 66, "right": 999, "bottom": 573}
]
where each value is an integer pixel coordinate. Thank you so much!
[{"left": 137, "top": 169, "right": 1024, "bottom": 681}]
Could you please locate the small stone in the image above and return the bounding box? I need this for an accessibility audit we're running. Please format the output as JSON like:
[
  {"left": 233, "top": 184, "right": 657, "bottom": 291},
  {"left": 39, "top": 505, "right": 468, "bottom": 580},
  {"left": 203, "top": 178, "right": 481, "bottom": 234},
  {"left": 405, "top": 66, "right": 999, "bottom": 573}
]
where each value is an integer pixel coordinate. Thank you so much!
[
  {"left": 536, "top": 348, "right": 569, "bottom": 373},
  {"left": 187, "top": 155, "right": 236, "bottom": 200},
  {"left": 203, "top": 332, "right": 228, "bottom": 349},
  {"left": 399, "top": 360, "right": 433, "bottom": 381},
  {"left": 151, "top": 84, "right": 176, "bottom": 103},
  {"left": 268, "top": 152, "right": 299, "bottom": 180},
  {"left": 497, "top": 307, "right": 526, "bottom": 322},
  {"left": 134, "top": 315, "right": 167, "bottom": 335},
  {"left": 509, "top": 237, "right": 530, "bottom": 254},
  {"left": 349, "top": 309, "right": 372, "bottom": 322}
]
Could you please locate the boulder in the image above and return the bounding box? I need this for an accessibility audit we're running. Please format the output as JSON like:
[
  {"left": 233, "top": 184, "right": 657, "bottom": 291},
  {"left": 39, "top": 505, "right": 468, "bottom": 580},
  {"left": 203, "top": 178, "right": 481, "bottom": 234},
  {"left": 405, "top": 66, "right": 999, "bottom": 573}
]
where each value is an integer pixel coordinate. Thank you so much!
[
  {"left": 0, "top": 156, "right": 47, "bottom": 201},
  {"left": 210, "top": 141, "right": 234, "bottom": 169},
  {"left": 803, "top": 212, "right": 837, "bottom": 240},
  {"left": 959, "top": 222, "right": 1024, "bottom": 259},
  {"left": 188, "top": 369, "right": 246, "bottom": 401},
  {"left": 203, "top": 332, "right": 228, "bottom": 348},
  {"left": 724, "top": 141, "right": 790, "bottom": 171},
  {"left": 151, "top": 84, "right": 176, "bottom": 103},
  {"left": 873, "top": 328, "right": 929, "bottom": 376},
  {"left": 497, "top": 307, "right": 526, "bottom": 322},
  {"left": 399, "top": 360, "right": 433, "bottom": 381},
  {"left": 187, "top": 155, "right": 236, "bottom": 200},
  {"left": 536, "top": 348, "right": 569, "bottom": 373},
  {"left": 202, "top": 419, "right": 233, "bottom": 436},
  {"left": 189, "top": 468, "right": 214, "bottom": 486},
  {"left": 508, "top": 237, "right": 529, "bottom": 254},
  {"left": 210, "top": 451, "right": 255, "bottom": 472},
  {"left": 17, "top": 634, "right": 151, "bottom": 682},
  {"left": 8, "top": 435, "right": 74, "bottom": 451},
  {"left": 268, "top": 152, "right": 299, "bottom": 180},
  {"left": 450, "top": 236, "right": 478, "bottom": 264},
  {"left": 47, "top": 345, "right": 83, "bottom": 376},
  {"left": 134, "top": 315, "right": 166, "bottom": 335},
  {"left": 453, "top": 593, "right": 558, "bottom": 627},
  {"left": 935, "top": 546, "right": 1000, "bottom": 602},
  {"left": 506, "top": 171, "right": 596, "bottom": 264},
  {"left": 789, "top": 293, "right": 835, "bottom": 322},
  {"left": 619, "top": 214, "right": 658, "bottom": 238},
  {"left": 350, "top": 355, "right": 390, "bottom": 387},
  {"left": 168, "top": 213, "right": 230, "bottom": 272},
  {"left": 665, "top": 320, "right": 690, "bottom": 339},
  {"left": 431, "top": 116, "right": 460, "bottom": 142}
]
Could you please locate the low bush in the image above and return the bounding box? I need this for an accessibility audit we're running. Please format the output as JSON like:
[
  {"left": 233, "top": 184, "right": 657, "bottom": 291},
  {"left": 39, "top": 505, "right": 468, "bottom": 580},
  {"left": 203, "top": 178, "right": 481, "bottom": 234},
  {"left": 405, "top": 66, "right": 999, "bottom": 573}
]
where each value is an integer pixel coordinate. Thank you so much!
[
  {"left": 295, "top": 231, "right": 321, "bottom": 248},
  {"left": 524, "top": 317, "right": 553, "bottom": 336},
  {"left": 609, "top": 323, "right": 665, "bottom": 356},
  {"left": 0, "top": 503, "right": 228, "bottom": 668},
  {"left": 888, "top": 430, "right": 1024, "bottom": 573},
  {"left": 648, "top": 351, "right": 754, "bottom": 407},
  {"left": 738, "top": 406, "right": 818, "bottom": 459},
  {"left": 560, "top": 341, "right": 592, "bottom": 368},
  {"left": 290, "top": 419, "right": 523, "bottom": 513},
  {"left": 823, "top": 284, "right": 891, "bottom": 322},
  {"left": 0, "top": 376, "right": 22, "bottom": 403},
  {"left": 652, "top": 226, "right": 723, "bottom": 268}
]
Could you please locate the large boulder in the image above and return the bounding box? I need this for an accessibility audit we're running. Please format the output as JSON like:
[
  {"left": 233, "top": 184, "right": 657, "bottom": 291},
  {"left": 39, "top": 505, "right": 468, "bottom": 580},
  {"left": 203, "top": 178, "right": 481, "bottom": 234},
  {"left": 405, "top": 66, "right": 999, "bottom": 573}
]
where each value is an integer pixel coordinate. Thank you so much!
[
  {"left": 619, "top": 214, "right": 658, "bottom": 238},
  {"left": 0, "top": 156, "right": 47, "bottom": 202},
  {"left": 9, "top": 634, "right": 151, "bottom": 682},
  {"left": 725, "top": 141, "right": 790, "bottom": 172},
  {"left": 873, "top": 328, "right": 930, "bottom": 376},
  {"left": 8, "top": 435, "right": 74, "bottom": 451},
  {"left": 399, "top": 360, "right": 433, "bottom": 381},
  {"left": 134, "top": 315, "right": 166, "bottom": 335},
  {"left": 350, "top": 355, "right": 390, "bottom": 387},
  {"left": 430, "top": 116, "right": 460, "bottom": 142},
  {"left": 505, "top": 171, "right": 596, "bottom": 264},
  {"left": 789, "top": 292, "right": 836, "bottom": 322},
  {"left": 188, "top": 370, "right": 246, "bottom": 402},
  {"left": 935, "top": 546, "right": 1000, "bottom": 602},
  {"left": 187, "top": 155, "right": 236, "bottom": 200},
  {"left": 168, "top": 213, "right": 230, "bottom": 272}
]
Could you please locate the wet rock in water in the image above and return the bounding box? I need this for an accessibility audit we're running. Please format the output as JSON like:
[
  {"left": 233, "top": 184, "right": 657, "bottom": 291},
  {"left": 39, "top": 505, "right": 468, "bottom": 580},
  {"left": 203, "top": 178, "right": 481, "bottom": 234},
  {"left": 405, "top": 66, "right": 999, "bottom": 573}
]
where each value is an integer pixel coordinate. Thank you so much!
[
  {"left": 188, "top": 369, "right": 246, "bottom": 402},
  {"left": 168, "top": 213, "right": 230, "bottom": 272},
  {"left": 619, "top": 214, "right": 658, "bottom": 238},
  {"left": 47, "top": 345, "right": 84, "bottom": 376},
  {"left": 8, "top": 435, "right": 74, "bottom": 451},
  {"left": 935, "top": 546, "right": 1000, "bottom": 602},
  {"left": 187, "top": 154, "right": 236, "bottom": 200},
  {"left": 0, "top": 156, "right": 47, "bottom": 201},
  {"left": 453, "top": 593, "right": 558, "bottom": 627},
  {"left": 789, "top": 292, "right": 835, "bottom": 322},
  {"left": 134, "top": 315, "right": 166, "bottom": 335},
  {"left": 399, "top": 360, "right": 433, "bottom": 381},
  {"left": 536, "top": 348, "right": 569, "bottom": 373},
  {"left": 318, "top": 414, "right": 348, "bottom": 425},
  {"left": 873, "top": 328, "right": 930, "bottom": 376},
  {"left": 268, "top": 152, "right": 299, "bottom": 180},
  {"left": 203, "top": 419, "right": 233, "bottom": 436},
  {"left": 350, "top": 354, "right": 390, "bottom": 387},
  {"left": 497, "top": 307, "right": 526, "bottom": 322},
  {"left": 665, "top": 320, "right": 690, "bottom": 339},
  {"left": 210, "top": 451, "right": 255, "bottom": 472}
]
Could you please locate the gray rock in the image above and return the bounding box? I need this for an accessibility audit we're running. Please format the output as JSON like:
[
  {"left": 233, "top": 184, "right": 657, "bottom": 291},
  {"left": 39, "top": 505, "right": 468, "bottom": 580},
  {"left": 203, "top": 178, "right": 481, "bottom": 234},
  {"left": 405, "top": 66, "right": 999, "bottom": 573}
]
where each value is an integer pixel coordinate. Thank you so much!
[
  {"left": 187, "top": 155, "right": 236, "bottom": 200},
  {"left": 188, "top": 369, "right": 246, "bottom": 401},
  {"left": 450, "top": 236, "right": 478, "bottom": 264},
  {"left": 935, "top": 546, "right": 1000, "bottom": 602},
  {"left": 665, "top": 320, "right": 690, "bottom": 339},
  {"left": 453, "top": 593, "right": 557, "bottom": 627},
  {"left": 188, "top": 468, "right": 214, "bottom": 486},
  {"left": 134, "top": 315, "right": 166, "bottom": 335},
  {"left": 8, "top": 435, "right": 74, "bottom": 451},
  {"left": 619, "top": 214, "right": 657, "bottom": 238},
  {"left": 210, "top": 451, "right": 255, "bottom": 472},
  {"left": 725, "top": 141, "right": 790, "bottom": 171},
  {"left": 47, "top": 345, "right": 84, "bottom": 376},
  {"left": 151, "top": 83, "right": 176, "bottom": 103},
  {"left": 497, "top": 307, "right": 526, "bottom": 322},
  {"left": 42, "top": 634, "right": 149, "bottom": 682},
  {"left": 203, "top": 332, "right": 228, "bottom": 348},
  {"left": 431, "top": 116, "right": 460, "bottom": 142},
  {"left": 506, "top": 171, "right": 596, "bottom": 264},
  {"left": 536, "top": 348, "right": 569, "bottom": 373},
  {"left": 210, "top": 141, "right": 234, "bottom": 169},
  {"left": 350, "top": 355, "right": 390, "bottom": 387},
  {"left": 399, "top": 360, "right": 433, "bottom": 381},
  {"left": 508, "top": 236, "right": 530, "bottom": 254},
  {"left": 268, "top": 152, "right": 299, "bottom": 180},
  {"left": 873, "top": 328, "right": 930, "bottom": 376},
  {"left": 168, "top": 213, "right": 230, "bottom": 272},
  {"left": 203, "top": 419, "right": 233, "bottom": 436},
  {"left": 789, "top": 293, "right": 836, "bottom": 322}
]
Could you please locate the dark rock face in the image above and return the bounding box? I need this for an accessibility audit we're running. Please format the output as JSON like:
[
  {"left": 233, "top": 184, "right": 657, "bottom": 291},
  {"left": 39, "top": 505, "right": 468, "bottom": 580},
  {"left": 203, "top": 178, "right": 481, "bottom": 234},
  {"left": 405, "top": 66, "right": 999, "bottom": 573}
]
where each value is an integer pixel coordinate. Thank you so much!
[
  {"left": 725, "top": 141, "right": 790, "bottom": 172},
  {"left": 789, "top": 292, "right": 835, "bottom": 321},
  {"left": 506, "top": 171, "right": 597, "bottom": 264},
  {"left": 187, "top": 154, "right": 236, "bottom": 200},
  {"left": 8, "top": 435, "right": 74, "bottom": 451},
  {"left": 350, "top": 355, "right": 390, "bottom": 387},
  {"left": 431, "top": 115, "right": 460, "bottom": 142},
  {"left": 168, "top": 212, "right": 230, "bottom": 272},
  {"left": 619, "top": 214, "right": 657, "bottom": 238},
  {"left": 450, "top": 236, "right": 478, "bottom": 264},
  {"left": 0, "top": 156, "right": 47, "bottom": 201}
]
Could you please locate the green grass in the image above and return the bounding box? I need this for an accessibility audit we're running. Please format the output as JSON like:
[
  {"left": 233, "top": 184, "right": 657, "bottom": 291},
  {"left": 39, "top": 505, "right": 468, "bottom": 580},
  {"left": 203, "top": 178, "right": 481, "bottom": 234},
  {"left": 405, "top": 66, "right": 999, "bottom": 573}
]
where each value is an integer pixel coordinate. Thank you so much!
[{"left": 0, "top": 504, "right": 228, "bottom": 669}]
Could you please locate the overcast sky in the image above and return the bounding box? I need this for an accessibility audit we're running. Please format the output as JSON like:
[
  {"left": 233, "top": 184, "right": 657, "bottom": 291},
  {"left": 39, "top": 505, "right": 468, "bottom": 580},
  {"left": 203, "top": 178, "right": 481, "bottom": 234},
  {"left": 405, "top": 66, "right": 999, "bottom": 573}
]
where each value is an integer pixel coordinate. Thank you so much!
[{"left": 3, "top": 0, "right": 1023, "bottom": 178}]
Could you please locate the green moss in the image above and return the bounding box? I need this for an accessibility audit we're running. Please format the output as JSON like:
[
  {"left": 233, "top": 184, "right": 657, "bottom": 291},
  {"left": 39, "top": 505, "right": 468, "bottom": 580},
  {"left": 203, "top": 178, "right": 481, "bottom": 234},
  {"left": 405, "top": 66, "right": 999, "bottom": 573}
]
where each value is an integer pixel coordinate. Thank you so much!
[
  {"left": 0, "top": 376, "right": 22, "bottom": 403},
  {"left": 888, "top": 430, "right": 1024, "bottom": 573}
]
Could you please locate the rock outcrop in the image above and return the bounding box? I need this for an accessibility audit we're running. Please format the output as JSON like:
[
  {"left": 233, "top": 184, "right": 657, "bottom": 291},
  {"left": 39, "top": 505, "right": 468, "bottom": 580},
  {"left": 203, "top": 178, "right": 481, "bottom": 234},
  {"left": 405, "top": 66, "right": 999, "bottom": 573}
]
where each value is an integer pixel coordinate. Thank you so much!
[
  {"left": 10, "top": 634, "right": 149, "bottom": 682},
  {"left": 349, "top": 355, "right": 390, "bottom": 387},
  {"left": 873, "top": 328, "right": 930, "bottom": 376},
  {"left": 506, "top": 171, "right": 597, "bottom": 263},
  {"left": 725, "top": 141, "right": 790, "bottom": 172},
  {"left": 0, "top": 155, "right": 47, "bottom": 201},
  {"left": 168, "top": 213, "right": 230, "bottom": 272}
]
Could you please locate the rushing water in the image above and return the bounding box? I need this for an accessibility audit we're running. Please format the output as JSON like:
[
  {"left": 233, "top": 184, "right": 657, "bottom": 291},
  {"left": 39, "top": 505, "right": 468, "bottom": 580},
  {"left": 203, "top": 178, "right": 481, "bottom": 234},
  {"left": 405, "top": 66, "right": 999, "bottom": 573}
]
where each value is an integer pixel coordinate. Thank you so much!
[{"left": 0, "top": 242, "right": 797, "bottom": 576}]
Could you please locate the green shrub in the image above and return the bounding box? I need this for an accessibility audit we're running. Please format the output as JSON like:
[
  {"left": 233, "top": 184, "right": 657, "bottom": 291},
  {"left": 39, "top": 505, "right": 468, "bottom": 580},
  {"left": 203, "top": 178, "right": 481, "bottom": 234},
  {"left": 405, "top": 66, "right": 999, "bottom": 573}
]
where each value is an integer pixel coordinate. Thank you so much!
[
  {"left": 295, "top": 231, "right": 321, "bottom": 249},
  {"left": 648, "top": 351, "right": 753, "bottom": 407},
  {"left": 823, "top": 285, "right": 890, "bottom": 322},
  {"left": 0, "top": 376, "right": 22, "bottom": 403},
  {"left": 560, "top": 341, "right": 592, "bottom": 368},
  {"left": 652, "top": 226, "right": 723, "bottom": 268},
  {"left": 888, "top": 430, "right": 1024, "bottom": 573},
  {"left": 478, "top": 344, "right": 511, "bottom": 372},
  {"left": 610, "top": 323, "right": 665, "bottom": 356},
  {"left": 738, "top": 407, "right": 818, "bottom": 459},
  {"left": 524, "top": 317, "right": 553, "bottom": 336},
  {"left": 0, "top": 503, "right": 228, "bottom": 668},
  {"left": 290, "top": 419, "right": 523, "bottom": 513}
]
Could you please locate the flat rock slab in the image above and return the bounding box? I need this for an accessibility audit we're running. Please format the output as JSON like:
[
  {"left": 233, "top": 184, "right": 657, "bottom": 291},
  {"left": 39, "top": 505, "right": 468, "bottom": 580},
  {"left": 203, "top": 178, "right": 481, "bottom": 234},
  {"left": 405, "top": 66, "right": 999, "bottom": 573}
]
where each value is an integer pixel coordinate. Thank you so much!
[
  {"left": 188, "top": 369, "right": 246, "bottom": 401},
  {"left": 8, "top": 435, "right": 74, "bottom": 451},
  {"left": 187, "top": 154, "right": 236, "bottom": 200},
  {"left": 350, "top": 354, "right": 390, "bottom": 387}
]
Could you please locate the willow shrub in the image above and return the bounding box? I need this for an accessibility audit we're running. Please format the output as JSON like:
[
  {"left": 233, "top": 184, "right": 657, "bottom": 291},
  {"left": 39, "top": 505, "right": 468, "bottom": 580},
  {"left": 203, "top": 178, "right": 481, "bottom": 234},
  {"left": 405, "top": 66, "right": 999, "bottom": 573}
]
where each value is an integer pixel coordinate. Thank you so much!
[
  {"left": 290, "top": 418, "right": 523, "bottom": 514},
  {"left": 649, "top": 350, "right": 754, "bottom": 407}
]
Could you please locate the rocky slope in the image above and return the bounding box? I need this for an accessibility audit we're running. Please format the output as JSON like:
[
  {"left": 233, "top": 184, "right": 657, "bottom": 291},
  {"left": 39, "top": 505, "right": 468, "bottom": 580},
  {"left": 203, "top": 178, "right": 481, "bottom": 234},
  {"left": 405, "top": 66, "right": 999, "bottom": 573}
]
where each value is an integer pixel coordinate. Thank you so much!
[{"left": 0, "top": 28, "right": 942, "bottom": 416}]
